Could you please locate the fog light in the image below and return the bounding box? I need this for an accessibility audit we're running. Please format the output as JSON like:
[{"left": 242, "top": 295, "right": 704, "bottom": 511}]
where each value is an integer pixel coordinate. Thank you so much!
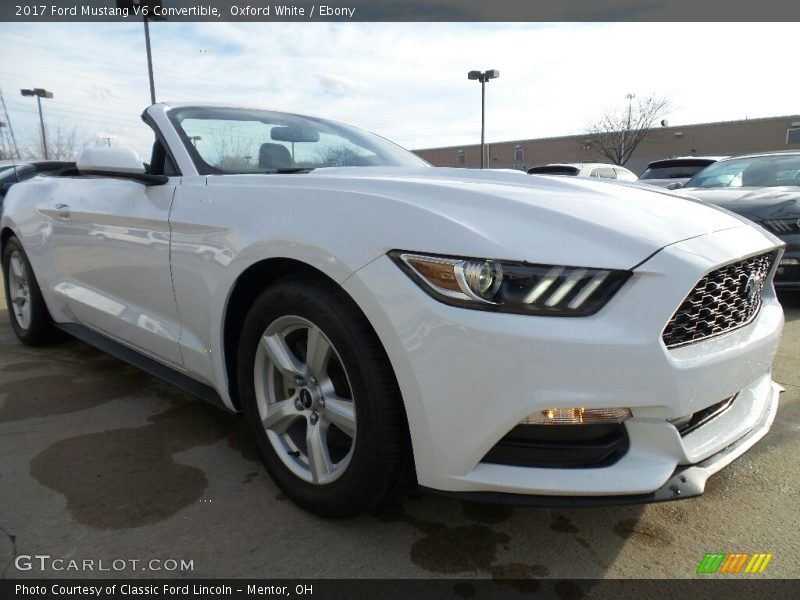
[
  {"left": 521, "top": 407, "right": 632, "bottom": 425},
  {"left": 780, "top": 258, "right": 799, "bottom": 266}
]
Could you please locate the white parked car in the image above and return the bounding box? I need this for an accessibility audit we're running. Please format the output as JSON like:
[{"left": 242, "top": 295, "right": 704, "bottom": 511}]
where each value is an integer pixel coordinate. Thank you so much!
[
  {"left": 1, "top": 103, "right": 785, "bottom": 517},
  {"left": 527, "top": 162, "right": 638, "bottom": 182}
]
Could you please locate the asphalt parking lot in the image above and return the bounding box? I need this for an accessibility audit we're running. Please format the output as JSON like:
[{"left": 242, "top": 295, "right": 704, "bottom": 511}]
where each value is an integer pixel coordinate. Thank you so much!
[{"left": 1, "top": 290, "right": 798, "bottom": 581}]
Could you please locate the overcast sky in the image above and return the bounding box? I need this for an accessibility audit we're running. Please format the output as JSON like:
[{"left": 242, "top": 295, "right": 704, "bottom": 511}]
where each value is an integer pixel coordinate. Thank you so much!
[{"left": 1, "top": 21, "right": 798, "bottom": 158}]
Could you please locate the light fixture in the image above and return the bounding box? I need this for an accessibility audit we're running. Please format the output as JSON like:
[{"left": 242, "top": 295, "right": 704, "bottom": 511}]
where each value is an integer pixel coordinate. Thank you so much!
[
  {"left": 390, "top": 251, "right": 630, "bottom": 316},
  {"left": 521, "top": 407, "right": 632, "bottom": 425}
]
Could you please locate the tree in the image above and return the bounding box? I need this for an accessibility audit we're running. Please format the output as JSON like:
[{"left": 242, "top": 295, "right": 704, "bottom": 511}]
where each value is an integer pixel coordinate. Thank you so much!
[
  {"left": 315, "top": 145, "right": 366, "bottom": 167},
  {"left": 214, "top": 125, "right": 257, "bottom": 172},
  {"left": 0, "top": 124, "right": 15, "bottom": 160},
  {"left": 0, "top": 139, "right": 11, "bottom": 160},
  {"left": 19, "top": 123, "right": 88, "bottom": 160},
  {"left": 584, "top": 93, "right": 671, "bottom": 166}
]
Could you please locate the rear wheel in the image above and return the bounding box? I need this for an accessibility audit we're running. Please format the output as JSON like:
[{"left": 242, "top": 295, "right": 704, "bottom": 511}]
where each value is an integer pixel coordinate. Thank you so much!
[
  {"left": 238, "top": 276, "right": 411, "bottom": 517},
  {"left": 2, "top": 236, "right": 59, "bottom": 346}
]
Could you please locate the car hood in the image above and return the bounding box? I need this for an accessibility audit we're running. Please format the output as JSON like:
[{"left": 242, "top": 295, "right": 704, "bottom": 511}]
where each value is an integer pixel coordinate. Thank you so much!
[
  {"left": 215, "top": 167, "right": 757, "bottom": 269},
  {"left": 677, "top": 186, "right": 800, "bottom": 220}
]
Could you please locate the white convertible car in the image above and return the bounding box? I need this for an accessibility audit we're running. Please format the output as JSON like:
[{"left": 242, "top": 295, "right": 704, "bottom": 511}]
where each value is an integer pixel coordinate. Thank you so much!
[{"left": 1, "top": 103, "right": 785, "bottom": 517}]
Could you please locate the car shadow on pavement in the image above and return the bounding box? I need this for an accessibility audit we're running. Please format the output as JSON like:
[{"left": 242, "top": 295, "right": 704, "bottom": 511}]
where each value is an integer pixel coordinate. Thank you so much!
[{"left": 0, "top": 312, "right": 645, "bottom": 581}]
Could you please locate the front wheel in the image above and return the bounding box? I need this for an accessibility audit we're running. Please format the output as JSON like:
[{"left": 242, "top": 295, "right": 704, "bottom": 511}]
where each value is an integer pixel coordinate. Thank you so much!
[
  {"left": 2, "top": 236, "right": 60, "bottom": 345},
  {"left": 237, "top": 276, "right": 411, "bottom": 518}
]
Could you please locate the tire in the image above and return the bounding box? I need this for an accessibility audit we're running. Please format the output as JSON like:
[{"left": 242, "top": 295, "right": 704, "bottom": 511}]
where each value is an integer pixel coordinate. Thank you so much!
[
  {"left": 237, "top": 275, "right": 411, "bottom": 518},
  {"left": 2, "top": 236, "right": 59, "bottom": 346}
]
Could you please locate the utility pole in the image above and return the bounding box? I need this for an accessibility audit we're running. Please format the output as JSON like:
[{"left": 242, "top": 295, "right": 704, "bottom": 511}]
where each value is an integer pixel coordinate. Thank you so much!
[
  {"left": 143, "top": 14, "right": 156, "bottom": 104},
  {"left": 117, "top": 1, "right": 164, "bottom": 104},
  {"left": 21, "top": 88, "right": 53, "bottom": 159},
  {"left": 467, "top": 69, "right": 500, "bottom": 169},
  {"left": 0, "top": 88, "right": 20, "bottom": 158}
]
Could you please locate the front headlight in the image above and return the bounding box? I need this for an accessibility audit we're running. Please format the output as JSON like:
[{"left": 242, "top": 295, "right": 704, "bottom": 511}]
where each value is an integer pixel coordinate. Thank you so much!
[{"left": 389, "top": 251, "right": 630, "bottom": 316}]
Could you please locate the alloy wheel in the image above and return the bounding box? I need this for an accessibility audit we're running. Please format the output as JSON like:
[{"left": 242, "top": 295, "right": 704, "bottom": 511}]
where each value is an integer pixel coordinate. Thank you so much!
[
  {"left": 254, "top": 315, "right": 357, "bottom": 485},
  {"left": 7, "top": 251, "right": 32, "bottom": 330}
]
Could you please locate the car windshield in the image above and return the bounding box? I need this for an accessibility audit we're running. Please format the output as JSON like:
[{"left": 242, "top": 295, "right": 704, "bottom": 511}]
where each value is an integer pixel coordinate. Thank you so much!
[
  {"left": 683, "top": 155, "right": 800, "bottom": 189},
  {"left": 168, "top": 106, "right": 429, "bottom": 175}
]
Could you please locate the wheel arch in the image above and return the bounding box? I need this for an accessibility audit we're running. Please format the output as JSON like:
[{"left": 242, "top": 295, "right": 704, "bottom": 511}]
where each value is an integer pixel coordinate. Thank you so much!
[{"left": 221, "top": 256, "right": 405, "bottom": 424}]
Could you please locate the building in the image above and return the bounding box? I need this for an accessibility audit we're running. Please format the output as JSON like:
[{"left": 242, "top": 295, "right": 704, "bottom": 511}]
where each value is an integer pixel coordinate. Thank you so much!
[{"left": 413, "top": 114, "right": 800, "bottom": 175}]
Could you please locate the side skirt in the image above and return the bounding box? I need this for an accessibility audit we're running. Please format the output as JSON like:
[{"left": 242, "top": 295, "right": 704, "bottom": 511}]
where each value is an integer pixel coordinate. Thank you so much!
[{"left": 56, "top": 323, "right": 233, "bottom": 412}]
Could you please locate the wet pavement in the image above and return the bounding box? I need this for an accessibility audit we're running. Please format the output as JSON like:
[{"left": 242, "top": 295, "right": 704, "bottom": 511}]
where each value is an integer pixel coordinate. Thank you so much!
[{"left": 1, "top": 290, "right": 798, "bottom": 580}]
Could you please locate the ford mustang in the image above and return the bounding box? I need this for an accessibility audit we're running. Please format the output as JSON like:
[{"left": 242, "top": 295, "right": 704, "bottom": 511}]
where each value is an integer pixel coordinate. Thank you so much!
[{"left": 1, "top": 103, "right": 785, "bottom": 517}]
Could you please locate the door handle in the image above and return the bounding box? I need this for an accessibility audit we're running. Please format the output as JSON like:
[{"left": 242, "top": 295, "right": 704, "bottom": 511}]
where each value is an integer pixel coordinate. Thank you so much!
[{"left": 54, "top": 203, "right": 70, "bottom": 219}]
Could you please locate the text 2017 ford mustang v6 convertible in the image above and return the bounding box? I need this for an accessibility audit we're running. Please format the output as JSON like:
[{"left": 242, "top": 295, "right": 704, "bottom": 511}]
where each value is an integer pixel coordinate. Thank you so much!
[{"left": 1, "top": 103, "right": 785, "bottom": 517}]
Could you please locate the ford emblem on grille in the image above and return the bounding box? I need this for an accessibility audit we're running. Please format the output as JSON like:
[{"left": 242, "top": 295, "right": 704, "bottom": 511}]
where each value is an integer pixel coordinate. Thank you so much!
[{"left": 743, "top": 272, "right": 764, "bottom": 304}]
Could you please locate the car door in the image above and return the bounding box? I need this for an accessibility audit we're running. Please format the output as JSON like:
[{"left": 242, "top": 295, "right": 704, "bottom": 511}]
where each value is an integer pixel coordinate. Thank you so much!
[{"left": 45, "top": 153, "right": 183, "bottom": 367}]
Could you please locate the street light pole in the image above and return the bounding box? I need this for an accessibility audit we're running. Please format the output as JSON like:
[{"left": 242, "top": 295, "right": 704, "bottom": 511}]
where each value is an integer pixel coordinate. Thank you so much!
[
  {"left": 480, "top": 77, "right": 486, "bottom": 169},
  {"left": 36, "top": 95, "right": 47, "bottom": 158},
  {"left": 468, "top": 69, "right": 499, "bottom": 169},
  {"left": 620, "top": 92, "right": 635, "bottom": 165},
  {"left": 20, "top": 88, "right": 53, "bottom": 159}
]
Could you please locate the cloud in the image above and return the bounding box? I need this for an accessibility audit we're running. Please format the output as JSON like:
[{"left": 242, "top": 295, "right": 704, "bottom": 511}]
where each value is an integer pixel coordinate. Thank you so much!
[
  {"left": 0, "top": 22, "right": 798, "bottom": 159},
  {"left": 315, "top": 73, "right": 369, "bottom": 97}
]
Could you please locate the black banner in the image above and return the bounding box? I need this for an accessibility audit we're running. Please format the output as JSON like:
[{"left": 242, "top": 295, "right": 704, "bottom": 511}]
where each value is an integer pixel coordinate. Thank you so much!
[
  {"left": 3, "top": 579, "right": 799, "bottom": 600},
  {"left": 1, "top": 0, "right": 800, "bottom": 22}
]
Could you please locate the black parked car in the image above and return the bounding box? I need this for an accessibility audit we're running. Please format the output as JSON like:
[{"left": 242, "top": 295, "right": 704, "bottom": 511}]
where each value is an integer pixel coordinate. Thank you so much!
[
  {"left": 639, "top": 156, "right": 725, "bottom": 188},
  {"left": 677, "top": 151, "right": 800, "bottom": 290}
]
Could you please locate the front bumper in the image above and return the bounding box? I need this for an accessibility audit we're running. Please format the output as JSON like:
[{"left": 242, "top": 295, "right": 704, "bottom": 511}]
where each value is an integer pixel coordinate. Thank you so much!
[
  {"left": 425, "top": 379, "right": 780, "bottom": 506},
  {"left": 343, "top": 225, "right": 784, "bottom": 499}
]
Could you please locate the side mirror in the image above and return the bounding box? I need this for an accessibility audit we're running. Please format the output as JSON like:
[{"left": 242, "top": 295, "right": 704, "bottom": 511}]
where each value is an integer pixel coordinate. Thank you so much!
[
  {"left": 77, "top": 147, "right": 167, "bottom": 186},
  {"left": 666, "top": 182, "right": 683, "bottom": 190}
]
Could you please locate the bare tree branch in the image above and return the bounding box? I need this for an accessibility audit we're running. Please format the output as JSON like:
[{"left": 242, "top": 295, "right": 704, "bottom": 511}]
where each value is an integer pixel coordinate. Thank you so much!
[
  {"left": 0, "top": 129, "right": 14, "bottom": 160},
  {"left": 584, "top": 94, "right": 671, "bottom": 165},
  {"left": 18, "top": 122, "right": 88, "bottom": 161},
  {"left": 215, "top": 124, "right": 257, "bottom": 172},
  {"left": 314, "top": 144, "right": 364, "bottom": 167}
]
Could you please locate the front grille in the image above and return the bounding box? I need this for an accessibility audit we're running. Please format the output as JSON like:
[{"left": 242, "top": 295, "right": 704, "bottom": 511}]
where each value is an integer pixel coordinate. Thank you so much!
[
  {"left": 662, "top": 252, "right": 775, "bottom": 348},
  {"left": 761, "top": 218, "right": 800, "bottom": 235}
]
